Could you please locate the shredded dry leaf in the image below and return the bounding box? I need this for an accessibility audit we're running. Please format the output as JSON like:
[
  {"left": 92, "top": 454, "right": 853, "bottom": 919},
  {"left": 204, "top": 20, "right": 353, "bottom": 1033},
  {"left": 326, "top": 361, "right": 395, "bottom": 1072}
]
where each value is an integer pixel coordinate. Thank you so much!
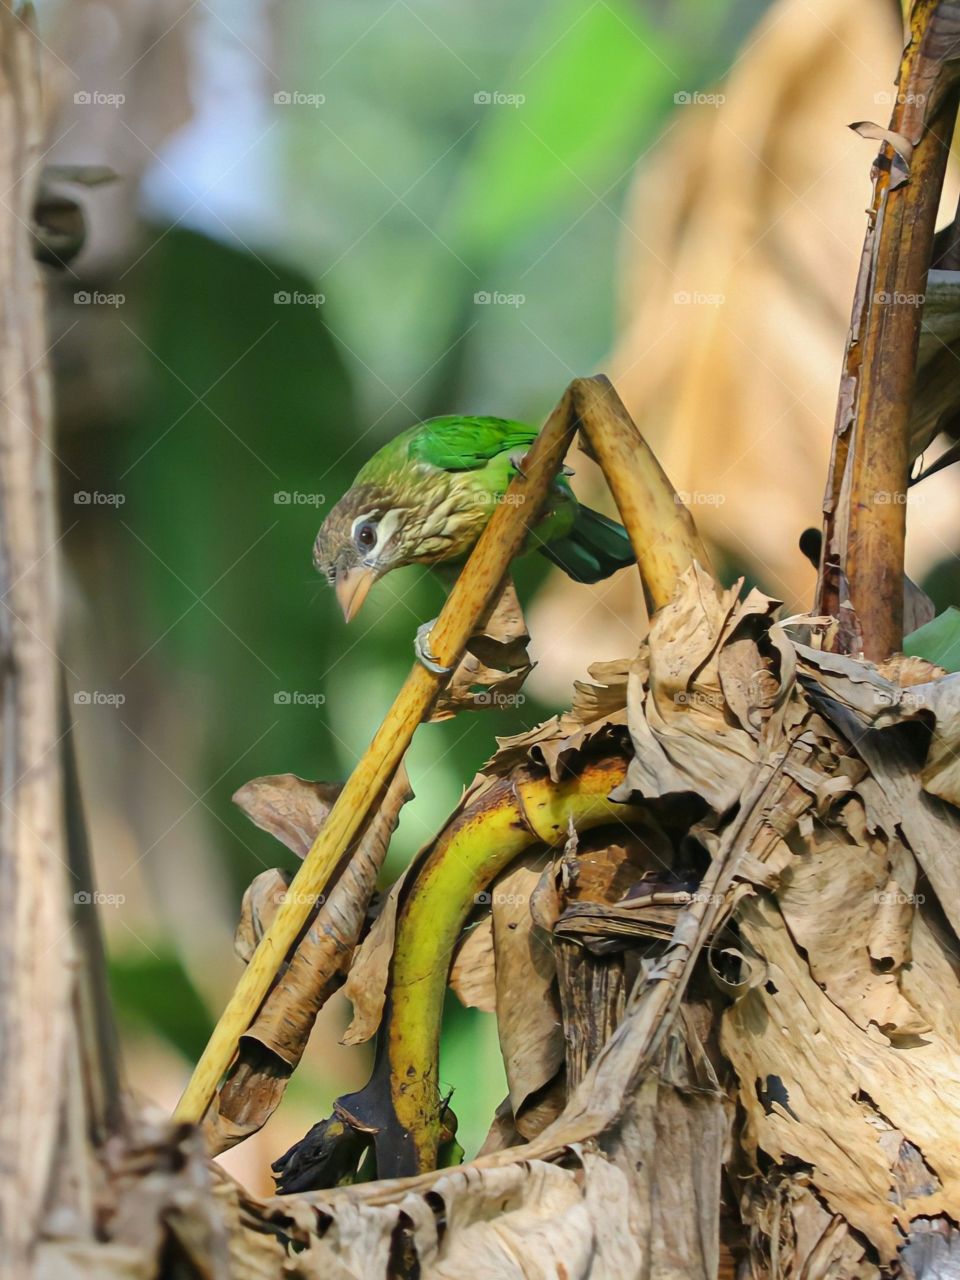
[
  {"left": 430, "top": 577, "right": 533, "bottom": 721},
  {"left": 204, "top": 765, "right": 412, "bottom": 1153}
]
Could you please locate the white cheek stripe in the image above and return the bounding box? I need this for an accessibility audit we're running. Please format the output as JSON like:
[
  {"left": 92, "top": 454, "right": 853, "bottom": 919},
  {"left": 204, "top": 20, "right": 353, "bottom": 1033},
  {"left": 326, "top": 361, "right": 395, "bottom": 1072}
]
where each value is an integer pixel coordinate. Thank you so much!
[{"left": 374, "top": 509, "right": 403, "bottom": 559}]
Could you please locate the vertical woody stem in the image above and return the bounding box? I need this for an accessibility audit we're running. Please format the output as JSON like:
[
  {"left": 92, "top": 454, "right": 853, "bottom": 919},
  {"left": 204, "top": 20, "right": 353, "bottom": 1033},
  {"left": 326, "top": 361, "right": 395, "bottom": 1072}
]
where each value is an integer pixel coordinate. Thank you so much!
[
  {"left": 817, "top": 0, "right": 959, "bottom": 658},
  {"left": 0, "top": 6, "right": 70, "bottom": 1273}
]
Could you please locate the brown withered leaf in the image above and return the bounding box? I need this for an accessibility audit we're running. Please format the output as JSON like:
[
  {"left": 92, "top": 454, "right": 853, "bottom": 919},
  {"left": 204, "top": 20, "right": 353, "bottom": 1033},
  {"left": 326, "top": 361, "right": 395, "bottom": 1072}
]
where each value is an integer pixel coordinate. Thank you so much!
[
  {"left": 775, "top": 808, "right": 929, "bottom": 1038},
  {"left": 569, "top": 658, "right": 633, "bottom": 721},
  {"left": 485, "top": 658, "right": 632, "bottom": 780},
  {"left": 612, "top": 565, "right": 780, "bottom": 812},
  {"left": 430, "top": 577, "right": 533, "bottom": 721},
  {"left": 565, "top": 825, "right": 675, "bottom": 904},
  {"left": 529, "top": 843, "right": 565, "bottom": 932},
  {"left": 556, "top": 895, "right": 690, "bottom": 953},
  {"left": 204, "top": 765, "right": 412, "bottom": 1153},
  {"left": 736, "top": 1179, "right": 877, "bottom": 1279},
  {"left": 510, "top": 1076, "right": 567, "bottom": 1145},
  {"left": 546, "top": 822, "right": 685, "bottom": 954},
  {"left": 449, "top": 917, "right": 496, "bottom": 1013},
  {"left": 723, "top": 894, "right": 960, "bottom": 1265},
  {"left": 476, "top": 1095, "right": 525, "bottom": 1157},
  {"left": 791, "top": 647, "right": 960, "bottom": 941},
  {"left": 231, "top": 774, "right": 342, "bottom": 859},
  {"left": 897, "top": 676, "right": 960, "bottom": 808},
  {"left": 489, "top": 854, "right": 564, "bottom": 1138},
  {"left": 234, "top": 868, "right": 290, "bottom": 963}
]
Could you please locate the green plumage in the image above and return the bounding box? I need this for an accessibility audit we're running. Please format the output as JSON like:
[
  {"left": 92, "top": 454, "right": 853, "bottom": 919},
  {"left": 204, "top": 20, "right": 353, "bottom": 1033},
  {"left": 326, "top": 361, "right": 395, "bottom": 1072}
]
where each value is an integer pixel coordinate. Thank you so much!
[
  {"left": 408, "top": 416, "right": 540, "bottom": 471},
  {"left": 314, "top": 415, "right": 634, "bottom": 604}
]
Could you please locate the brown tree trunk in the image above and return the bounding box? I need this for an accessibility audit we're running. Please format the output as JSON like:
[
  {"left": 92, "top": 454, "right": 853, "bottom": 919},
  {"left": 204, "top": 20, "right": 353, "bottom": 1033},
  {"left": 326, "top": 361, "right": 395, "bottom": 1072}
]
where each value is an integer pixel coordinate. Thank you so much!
[{"left": 0, "top": 7, "right": 72, "bottom": 1276}]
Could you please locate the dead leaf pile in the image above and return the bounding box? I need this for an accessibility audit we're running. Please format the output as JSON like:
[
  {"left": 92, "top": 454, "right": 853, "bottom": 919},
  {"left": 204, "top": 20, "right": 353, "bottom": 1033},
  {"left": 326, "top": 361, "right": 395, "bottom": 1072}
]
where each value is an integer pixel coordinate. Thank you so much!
[
  {"left": 236, "top": 563, "right": 960, "bottom": 1277},
  {"left": 73, "top": 564, "right": 960, "bottom": 1278}
]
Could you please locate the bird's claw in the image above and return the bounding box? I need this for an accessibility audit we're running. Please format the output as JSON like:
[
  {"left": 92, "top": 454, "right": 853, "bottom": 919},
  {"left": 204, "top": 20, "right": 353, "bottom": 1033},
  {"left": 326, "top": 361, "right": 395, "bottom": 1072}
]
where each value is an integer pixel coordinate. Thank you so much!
[
  {"left": 510, "top": 450, "right": 573, "bottom": 480},
  {"left": 509, "top": 450, "right": 528, "bottom": 478},
  {"left": 415, "top": 620, "right": 453, "bottom": 676}
]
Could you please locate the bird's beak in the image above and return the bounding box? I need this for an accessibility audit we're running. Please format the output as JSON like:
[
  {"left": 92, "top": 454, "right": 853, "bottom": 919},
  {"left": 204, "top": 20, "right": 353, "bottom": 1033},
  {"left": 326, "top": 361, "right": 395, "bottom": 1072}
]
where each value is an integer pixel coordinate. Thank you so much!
[{"left": 335, "top": 565, "right": 376, "bottom": 622}]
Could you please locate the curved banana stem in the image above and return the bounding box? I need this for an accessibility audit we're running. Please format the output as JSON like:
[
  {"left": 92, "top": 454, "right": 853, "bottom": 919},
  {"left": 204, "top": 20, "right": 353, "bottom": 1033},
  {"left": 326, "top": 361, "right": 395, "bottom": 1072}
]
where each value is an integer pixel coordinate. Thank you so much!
[
  {"left": 574, "top": 376, "right": 714, "bottom": 611},
  {"left": 337, "top": 753, "right": 639, "bottom": 1178}
]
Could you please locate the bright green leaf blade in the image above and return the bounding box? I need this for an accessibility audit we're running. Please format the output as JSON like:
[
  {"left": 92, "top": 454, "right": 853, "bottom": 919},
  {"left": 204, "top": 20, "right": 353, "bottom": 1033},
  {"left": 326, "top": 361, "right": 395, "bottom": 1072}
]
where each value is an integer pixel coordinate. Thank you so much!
[
  {"left": 903, "top": 606, "right": 960, "bottom": 672},
  {"left": 449, "top": 0, "right": 682, "bottom": 255},
  {"left": 109, "top": 951, "right": 213, "bottom": 1063}
]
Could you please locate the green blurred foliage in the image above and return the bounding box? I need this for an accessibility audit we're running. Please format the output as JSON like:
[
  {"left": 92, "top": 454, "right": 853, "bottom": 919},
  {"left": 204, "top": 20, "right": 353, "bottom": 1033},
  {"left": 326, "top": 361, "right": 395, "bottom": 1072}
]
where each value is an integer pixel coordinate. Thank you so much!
[
  {"left": 110, "top": 949, "right": 213, "bottom": 1064},
  {"left": 124, "top": 226, "right": 556, "bottom": 888},
  {"left": 904, "top": 606, "right": 960, "bottom": 671}
]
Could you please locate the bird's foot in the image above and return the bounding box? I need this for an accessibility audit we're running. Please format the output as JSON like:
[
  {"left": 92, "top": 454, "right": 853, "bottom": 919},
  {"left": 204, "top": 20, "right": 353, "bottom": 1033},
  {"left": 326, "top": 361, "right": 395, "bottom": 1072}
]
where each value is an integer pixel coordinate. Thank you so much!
[
  {"left": 509, "top": 450, "right": 574, "bottom": 479},
  {"left": 509, "top": 450, "right": 528, "bottom": 478},
  {"left": 415, "top": 619, "right": 453, "bottom": 676}
]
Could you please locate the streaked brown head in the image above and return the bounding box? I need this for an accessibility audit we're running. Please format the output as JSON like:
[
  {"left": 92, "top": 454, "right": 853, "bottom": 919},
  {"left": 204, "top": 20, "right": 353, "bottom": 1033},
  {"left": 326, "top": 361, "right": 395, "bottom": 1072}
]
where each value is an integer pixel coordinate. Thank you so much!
[{"left": 313, "top": 485, "right": 411, "bottom": 621}]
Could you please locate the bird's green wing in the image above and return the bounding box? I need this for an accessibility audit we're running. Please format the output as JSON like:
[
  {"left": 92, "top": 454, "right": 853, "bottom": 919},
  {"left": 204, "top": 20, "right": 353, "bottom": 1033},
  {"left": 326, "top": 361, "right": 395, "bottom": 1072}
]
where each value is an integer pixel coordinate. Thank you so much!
[{"left": 408, "top": 416, "right": 538, "bottom": 472}]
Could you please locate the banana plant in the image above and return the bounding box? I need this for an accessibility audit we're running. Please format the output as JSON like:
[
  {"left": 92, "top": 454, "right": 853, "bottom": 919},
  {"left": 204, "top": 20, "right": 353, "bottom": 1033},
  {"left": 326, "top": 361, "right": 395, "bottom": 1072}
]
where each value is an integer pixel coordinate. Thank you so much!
[{"left": 273, "top": 750, "right": 642, "bottom": 1188}]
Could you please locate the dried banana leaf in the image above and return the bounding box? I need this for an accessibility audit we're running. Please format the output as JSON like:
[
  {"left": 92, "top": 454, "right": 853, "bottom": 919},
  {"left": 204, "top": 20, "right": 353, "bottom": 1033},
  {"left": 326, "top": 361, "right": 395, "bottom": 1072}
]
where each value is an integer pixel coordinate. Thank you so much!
[{"left": 203, "top": 766, "right": 411, "bottom": 1153}]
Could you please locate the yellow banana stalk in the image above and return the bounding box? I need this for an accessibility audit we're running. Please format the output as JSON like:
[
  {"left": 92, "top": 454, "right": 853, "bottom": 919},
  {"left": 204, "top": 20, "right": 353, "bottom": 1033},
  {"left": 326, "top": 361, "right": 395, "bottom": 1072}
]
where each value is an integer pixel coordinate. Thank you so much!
[{"left": 276, "top": 751, "right": 640, "bottom": 1187}]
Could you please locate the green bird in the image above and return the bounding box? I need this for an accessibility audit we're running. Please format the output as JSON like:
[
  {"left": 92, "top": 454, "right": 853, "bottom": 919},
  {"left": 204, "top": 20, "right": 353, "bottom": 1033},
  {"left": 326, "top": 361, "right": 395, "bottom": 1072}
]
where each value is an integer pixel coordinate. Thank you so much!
[{"left": 313, "top": 415, "right": 635, "bottom": 671}]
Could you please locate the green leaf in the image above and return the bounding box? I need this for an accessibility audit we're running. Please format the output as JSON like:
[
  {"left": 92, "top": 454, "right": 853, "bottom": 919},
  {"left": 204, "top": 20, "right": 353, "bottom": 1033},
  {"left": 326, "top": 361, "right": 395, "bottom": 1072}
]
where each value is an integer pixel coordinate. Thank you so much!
[
  {"left": 449, "top": 0, "right": 682, "bottom": 256},
  {"left": 109, "top": 950, "right": 213, "bottom": 1063},
  {"left": 903, "top": 606, "right": 960, "bottom": 672}
]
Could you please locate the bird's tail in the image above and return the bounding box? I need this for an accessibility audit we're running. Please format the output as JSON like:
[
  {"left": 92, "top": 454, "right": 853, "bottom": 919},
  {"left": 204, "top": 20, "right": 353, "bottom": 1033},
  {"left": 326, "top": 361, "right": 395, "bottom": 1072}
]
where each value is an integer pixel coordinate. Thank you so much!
[{"left": 539, "top": 505, "right": 635, "bottom": 584}]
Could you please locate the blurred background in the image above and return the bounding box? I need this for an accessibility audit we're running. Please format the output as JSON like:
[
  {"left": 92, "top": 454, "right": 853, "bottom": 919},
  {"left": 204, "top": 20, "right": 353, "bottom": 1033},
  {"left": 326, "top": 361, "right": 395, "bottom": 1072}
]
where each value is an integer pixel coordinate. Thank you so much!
[{"left": 32, "top": 0, "right": 960, "bottom": 1191}]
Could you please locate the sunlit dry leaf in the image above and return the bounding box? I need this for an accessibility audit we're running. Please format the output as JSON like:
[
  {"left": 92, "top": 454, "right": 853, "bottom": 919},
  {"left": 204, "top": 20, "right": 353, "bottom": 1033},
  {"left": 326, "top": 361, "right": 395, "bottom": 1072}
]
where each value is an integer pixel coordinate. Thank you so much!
[
  {"left": 612, "top": 565, "right": 779, "bottom": 811},
  {"left": 849, "top": 120, "right": 914, "bottom": 165},
  {"left": 868, "top": 877, "right": 914, "bottom": 973},
  {"left": 486, "top": 657, "right": 632, "bottom": 780},
  {"left": 876, "top": 652, "right": 945, "bottom": 686},
  {"left": 775, "top": 811, "right": 929, "bottom": 1037},
  {"left": 794, "top": 652, "right": 960, "bottom": 941},
  {"left": 723, "top": 894, "right": 960, "bottom": 1264}
]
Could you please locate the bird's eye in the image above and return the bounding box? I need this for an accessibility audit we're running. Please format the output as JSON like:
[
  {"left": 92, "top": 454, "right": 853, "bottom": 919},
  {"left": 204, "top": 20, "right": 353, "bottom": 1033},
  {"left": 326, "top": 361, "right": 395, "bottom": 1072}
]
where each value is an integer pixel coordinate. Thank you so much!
[{"left": 354, "top": 520, "right": 378, "bottom": 553}]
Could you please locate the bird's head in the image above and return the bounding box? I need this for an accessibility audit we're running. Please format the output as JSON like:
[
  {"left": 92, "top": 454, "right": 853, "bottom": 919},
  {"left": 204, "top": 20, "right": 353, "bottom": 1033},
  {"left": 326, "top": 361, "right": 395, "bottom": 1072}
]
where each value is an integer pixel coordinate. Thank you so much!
[{"left": 313, "top": 485, "right": 414, "bottom": 622}]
